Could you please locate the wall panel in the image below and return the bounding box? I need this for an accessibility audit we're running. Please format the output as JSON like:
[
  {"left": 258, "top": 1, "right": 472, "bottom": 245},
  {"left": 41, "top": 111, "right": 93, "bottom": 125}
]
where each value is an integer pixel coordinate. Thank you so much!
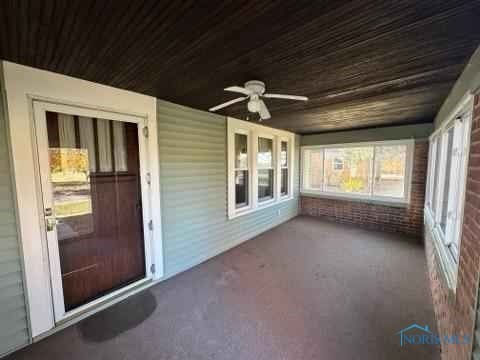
[
  {"left": 0, "top": 68, "right": 29, "bottom": 356},
  {"left": 157, "top": 100, "right": 299, "bottom": 279}
]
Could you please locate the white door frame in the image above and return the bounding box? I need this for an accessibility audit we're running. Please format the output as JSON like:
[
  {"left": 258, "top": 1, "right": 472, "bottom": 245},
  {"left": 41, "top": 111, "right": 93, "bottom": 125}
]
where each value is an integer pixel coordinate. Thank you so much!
[
  {"left": 33, "top": 100, "right": 154, "bottom": 322},
  {"left": 2, "top": 61, "right": 163, "bottom": 337}
]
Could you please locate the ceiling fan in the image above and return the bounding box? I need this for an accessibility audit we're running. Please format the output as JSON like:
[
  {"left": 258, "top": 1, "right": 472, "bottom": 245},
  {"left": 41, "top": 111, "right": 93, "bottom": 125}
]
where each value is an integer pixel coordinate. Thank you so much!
[{"left": 209, "top": 80, "right": 308, "bottom": 120}]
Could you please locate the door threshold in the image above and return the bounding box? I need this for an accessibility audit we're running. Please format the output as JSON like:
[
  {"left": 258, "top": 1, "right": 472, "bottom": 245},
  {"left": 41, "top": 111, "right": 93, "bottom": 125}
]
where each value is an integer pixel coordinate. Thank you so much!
[{"left": 33, "top": 277, "right": 154, "bottom": 342}]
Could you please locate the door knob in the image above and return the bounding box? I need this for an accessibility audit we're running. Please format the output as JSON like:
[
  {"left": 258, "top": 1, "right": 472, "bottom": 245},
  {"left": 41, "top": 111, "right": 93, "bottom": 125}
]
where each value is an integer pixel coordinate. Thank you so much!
[{"left": 46, "top": 217, "right": 58, "bottom": 232}]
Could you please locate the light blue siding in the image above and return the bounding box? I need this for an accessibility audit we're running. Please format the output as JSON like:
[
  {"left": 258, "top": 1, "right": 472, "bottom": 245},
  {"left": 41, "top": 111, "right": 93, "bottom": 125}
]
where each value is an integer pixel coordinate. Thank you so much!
[
  {"left": 157, "top": 100, "right": 299, "bottom": 278},
  {"left": 0, "top": 71, "right": 29, "bottom": 356}
]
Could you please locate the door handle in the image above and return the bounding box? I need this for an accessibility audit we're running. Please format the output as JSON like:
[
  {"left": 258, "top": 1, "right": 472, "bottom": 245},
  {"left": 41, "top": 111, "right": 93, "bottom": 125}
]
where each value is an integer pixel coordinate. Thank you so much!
[
  {"left": 45, "top": 217, "right": 58, "bottom": 232},
  {"left": 44, "top": 207, "right": 57, "bottom": 232}
]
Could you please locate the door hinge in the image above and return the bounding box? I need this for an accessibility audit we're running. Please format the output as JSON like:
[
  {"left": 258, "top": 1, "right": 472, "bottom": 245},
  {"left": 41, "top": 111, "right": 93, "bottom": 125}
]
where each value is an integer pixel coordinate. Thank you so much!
[
  {"left": 148, "top": 220, "right": 153, "bottom": 231},
  {"left": 146, "top": 172, "right": 151, "bottom": 185},
  {"left": 150, "top": 263, "right": 156, "bottom": 274},
  {"left": 143, "top": 126, "right": 149, "bottom": 138}
]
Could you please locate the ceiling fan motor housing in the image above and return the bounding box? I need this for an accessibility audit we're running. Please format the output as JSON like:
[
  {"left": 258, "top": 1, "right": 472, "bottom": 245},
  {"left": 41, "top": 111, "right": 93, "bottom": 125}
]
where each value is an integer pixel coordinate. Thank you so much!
[{"left": 245, "top": 80, "right": 265, "bottom": 95}]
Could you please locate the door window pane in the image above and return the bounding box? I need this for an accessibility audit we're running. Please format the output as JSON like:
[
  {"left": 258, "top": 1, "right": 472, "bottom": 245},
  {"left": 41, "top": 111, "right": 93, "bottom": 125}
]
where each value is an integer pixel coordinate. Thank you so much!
[
  {"left": 324, "top": 147, "right": 373, "bottom": 194},
  {"left": 258, "top": 169, "right": 274, "bottom": 200},
  {"left": 235, "top": 170, "right": 249, "bottom": 208},
  {"left": 46, "top": 112, "right": 145, "bottom": 311},
  {"left": 440, "top": 127, "right": 454, "bottom": 233},
  {"left": 373, "top": 145, "right": 407, "bottom": 198},
  {"left": 96, "top": 118, "right": 113, "bottom": 172},
  {"left": 235, "top": 134, "right": 248, "bottom": 169}
]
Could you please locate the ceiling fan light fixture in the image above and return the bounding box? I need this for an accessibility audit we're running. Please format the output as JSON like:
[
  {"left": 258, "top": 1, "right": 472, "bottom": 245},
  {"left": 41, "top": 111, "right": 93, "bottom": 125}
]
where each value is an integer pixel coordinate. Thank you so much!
[{"left": 247, "top": 99, "right": 260, "bottom": 113}]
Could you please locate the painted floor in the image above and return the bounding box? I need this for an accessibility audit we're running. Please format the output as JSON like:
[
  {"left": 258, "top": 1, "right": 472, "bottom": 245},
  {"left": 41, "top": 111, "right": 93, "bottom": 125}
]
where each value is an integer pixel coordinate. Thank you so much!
[{"left": 7, "top": 216, "right": 439, "bottom": 360}]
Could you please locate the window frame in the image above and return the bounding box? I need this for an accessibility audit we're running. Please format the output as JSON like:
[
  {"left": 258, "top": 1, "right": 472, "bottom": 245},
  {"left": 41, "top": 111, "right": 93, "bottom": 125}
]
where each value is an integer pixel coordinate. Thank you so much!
[
  {"left": 256, "top": 133, "right": 276, "bottom": 205},
  {"left": 227, "top": 117, "right": 295, "bottom": 219},
  {"left": 300, "top": 139, "right": 414, "bottom": 205},
  {"left": 424, "top": 95, "right": 473, "bottom": 292},
  {"left": 278, "top": 137, "right": 291, "bottom": 198},
  {"left": 233, "top": 129, "right": 252, "bottom": 212}
]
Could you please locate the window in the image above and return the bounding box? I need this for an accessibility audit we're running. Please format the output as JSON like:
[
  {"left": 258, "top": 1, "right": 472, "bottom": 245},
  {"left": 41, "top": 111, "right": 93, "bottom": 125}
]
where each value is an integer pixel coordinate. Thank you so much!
[
  {"left": 301, "top": 140, "right": 414, "bottom": 204},
  {"left": 234, "top": 133, "right": 249, "bottom": 209},
  {"left": 425, "top": 109, "right": 472, "bottom": 267},
  {"left": 373, "top": 144, "right": 407, "bottom": 198},
  {"left": 228, "top": 118, "right": 294, "bottom": 219},
  {"left": 258, "top": 137, "right": 274, "bottom": 202},
  {"left": 324, "top": 146, "right": 373, "bottom": 194},
  {"left": 425, "top": 99, "right": 473, "bottom": 291},
  {"left": 439, "top": 127, "right": 454, "bottom": 234},
  {"left": 280, "top": 140, "right": 289, "bottom": 196}
]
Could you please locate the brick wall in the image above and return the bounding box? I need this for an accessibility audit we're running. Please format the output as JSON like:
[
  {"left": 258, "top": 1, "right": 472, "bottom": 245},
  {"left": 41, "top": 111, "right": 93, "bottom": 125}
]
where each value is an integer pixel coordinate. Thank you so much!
[
  {"left": 426, "top": 94, "right": 480, "bottom": 360},
  {"left": 301, "top": 141, "right": 428, "bottom": 237}
]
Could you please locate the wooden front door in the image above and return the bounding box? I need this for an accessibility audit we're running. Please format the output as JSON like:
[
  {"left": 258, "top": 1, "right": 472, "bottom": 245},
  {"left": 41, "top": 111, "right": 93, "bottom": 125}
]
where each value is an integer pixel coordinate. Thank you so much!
[{"left": 42, "top": 110, "right": 147, "bottom": 313}]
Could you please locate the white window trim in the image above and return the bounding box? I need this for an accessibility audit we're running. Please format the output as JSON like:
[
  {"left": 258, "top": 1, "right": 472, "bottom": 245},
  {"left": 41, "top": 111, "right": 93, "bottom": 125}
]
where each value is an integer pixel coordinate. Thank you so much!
[
  {"left": 2, "top": 61, "right": 163, "bottom": 338},
  {"left": 300, "top": 139, "right": 415, "bottom": 205},
  {"left": 227, "top": 117, "right": 294, "bottom": 219},
  {"left": 424, "top": 94, "right": 473, "bottom": 292}
]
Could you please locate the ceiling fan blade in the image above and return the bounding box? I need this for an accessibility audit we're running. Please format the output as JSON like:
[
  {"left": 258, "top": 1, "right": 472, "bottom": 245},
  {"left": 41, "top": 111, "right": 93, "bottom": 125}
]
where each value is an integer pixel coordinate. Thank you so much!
[
  {"left": 257, "top": 99, "right": 271, "bottom": 120},
  {"left": 263, "top": 93, "right": 308, "bottom": 101},
  {"left": 209, "top": 96, "right": 248, "bottom": 112},
  {"left": 224, "top": 86, "right": 252, "bottom": 96}
]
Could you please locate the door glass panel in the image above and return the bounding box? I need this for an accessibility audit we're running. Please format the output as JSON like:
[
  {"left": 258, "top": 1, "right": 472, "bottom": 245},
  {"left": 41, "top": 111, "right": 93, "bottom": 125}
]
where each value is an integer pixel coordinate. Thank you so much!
[{"left": 46, "top": 111, "right": 146, "bottom": 311}]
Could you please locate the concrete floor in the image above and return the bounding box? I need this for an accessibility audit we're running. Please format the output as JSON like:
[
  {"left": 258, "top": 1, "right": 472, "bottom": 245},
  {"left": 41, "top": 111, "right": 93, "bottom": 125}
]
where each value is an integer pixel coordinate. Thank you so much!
[{"left": 7, "top": 216, "right": 439, "bottom": 360}]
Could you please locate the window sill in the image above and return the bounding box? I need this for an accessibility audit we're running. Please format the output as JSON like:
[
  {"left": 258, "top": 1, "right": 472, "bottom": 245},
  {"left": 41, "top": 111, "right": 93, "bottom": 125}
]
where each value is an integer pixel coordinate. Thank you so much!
[
  {"left": 424, "top": 208, "right": 458, "bottom": 301},
  {"left": 300, "top": 191, "right": 409, "bottom": 208},
  {"left": 229, "top": 195, "right": 295, "bottom": 220}
]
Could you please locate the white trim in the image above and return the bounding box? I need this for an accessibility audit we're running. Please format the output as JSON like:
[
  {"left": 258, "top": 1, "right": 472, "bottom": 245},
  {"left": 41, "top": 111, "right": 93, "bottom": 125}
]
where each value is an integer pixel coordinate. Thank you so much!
[
  {"left": 32, "top": 101, "right": 154, "bottom": 322},
  {"left": 429, "top": 93, "right": 473, "bottom": 140},
  {"left": 301, "top": 138, "right": 413, "bottom": 150},
  {"left": 227, "top": 117, "right": 294, "bottom": 219},
  {"left": 424, "top": 95, "right": 473, "bottom": 291},
  {"left": 300, "top": 139, "right": 414, "bottom": 205},
  {"left": 2, "top": 61, "right": 163, "bottom": 337}
]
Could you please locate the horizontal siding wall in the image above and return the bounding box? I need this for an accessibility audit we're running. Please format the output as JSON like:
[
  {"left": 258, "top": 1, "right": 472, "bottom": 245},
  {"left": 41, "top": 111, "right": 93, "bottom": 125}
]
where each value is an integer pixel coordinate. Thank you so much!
[
  {"left": 157, "top": 100, "right": 299, "bottom": 279},
  {"left": 0, "top": 71, "right": 29, "bottom": 355}
]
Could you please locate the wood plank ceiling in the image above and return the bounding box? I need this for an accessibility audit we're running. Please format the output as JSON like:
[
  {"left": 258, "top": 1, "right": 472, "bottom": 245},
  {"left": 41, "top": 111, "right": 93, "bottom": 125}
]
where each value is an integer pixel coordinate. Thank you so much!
[{"left": 1, "top": 0, "right": 479, "bottom": 133}]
